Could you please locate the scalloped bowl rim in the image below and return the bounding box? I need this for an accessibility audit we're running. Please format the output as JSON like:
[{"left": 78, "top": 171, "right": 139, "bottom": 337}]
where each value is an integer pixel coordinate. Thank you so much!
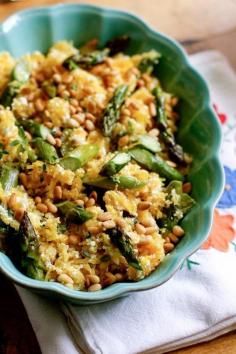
[{"left": 0, "top": 3, "right": 224, "bottom": 302}]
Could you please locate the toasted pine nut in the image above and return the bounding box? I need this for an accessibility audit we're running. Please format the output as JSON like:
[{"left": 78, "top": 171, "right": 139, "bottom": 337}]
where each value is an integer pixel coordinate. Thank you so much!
[
  {"left": 89, "top": 191, "right": 97, "bottom": 201},
  {"left": 118, "top": 135, "right": 129, "bottom": 147},
  {"left": 15, "top": 208, "right": 25, "bottom": 221},
  {"left": 149, "top": 102, "right": 157, "bottom": 117},
  {"left": 88, "top": 283, "right": 102, "bottom": 291},
  {"left": 46, "top": 134, "right": 56, "bottom": 145},
  {"left": 97, "top": 212, "right": 112, "bottom": 222},
  {"left": 35, "top": 196, "right": 42, "bottom": 204},
  {"left": 115, "top": 273, "right": 123, "bottom": 281},
  {"left": 19, "top": 172, "right": 28, "bottom": 186},
  {"left": 115, "top": 217, "right": 126, "bottom": 228},
  {"left": 184, "top": 153, "right": 193, "bottom": 164},
  {"left": 44, "top": 121, "right": 53, "bottom": 128},
  {"left": 87, "top": 226, "right": 100, "bottom": 234},
  {"left": 53, "top": 74, "right": 62, "bottom": 83},
  {"left": 70, "top": 98, "right": 79, "bottom": 107},
  {"left": 164, "top": 242, "right": 175, "bottom": 253},
  {"left": 47, "top": 203, "right": 58, "bottom": 214},
  {"left": 141, "top": 218, "right": 156, "bottom": 227},
  {"left": 85, "top": 198, "right": 96, "bottom": 207},
  {"left": 58, "top": 274, "right": 74, "bottom": 284},
  {"left": 55, "top": 138, "right": 62, "bottom": 148},
  {"left": 148, "top": 128, "right": 159, "bottom": 137},
  {"left": 68, "top": 235, "right": 78, "bottom": 245},
  {"left": 68, "top": 118, "right": 79, "bottom": 128},
  {"left": 88, "top": 275, "right": 100, "bottom": 284},
  {"left": 70, "top": 105, "right": 77, "bottom": 115},
  {"left": 105, "top": 272, "right": 116, "bottom": 283},
  {"left": 8, "top": 193, "right": 16, "bottom": 209},
  {"left": 37, "top": 203, "right": 48, "bottom": 213},
  {"left": 135, "top": 223, "right": 146, "bottom": 234},
  {"left": 73, "top": 113, "right": 85, "bottom": 124},
  {"left": 122, "top": 108, "right": 131, "bottom": 116},
  {"left": 168, "top": 232, "right": 179, "bottom": 244},
  {"left": 183, "top": 182, "right": 192, "bottom": 194},
  {"left": 172, "top": 225, "right": 185, "bottom": 237},
  {"left": 84, "top": 119, "right": 95, "bottom": 131},
  {"left": 137, "top": 79, "right": 145, "bottom": 88},
  {"left": 35, "top": 98, "right": 45, "bottom": 112},
  {"left": 75, "top": 199, "right": 84, "bottom": 207},
  {"left": 62, "top": 75, "right": 73, "bottom": 84},
  {"left": 61, "top": 90, "right": 70, "bottom": 99},
  {"left": 145, "top": 226, "right": 157, "bottom": 235},
  {"left": 138, "top": 201, "right": 151, "bottom": 211},
  {"left": 54, "top": 186, "right": 62, "bottom": 199},
  {"left": 103, "top": 220, "right": 116, "bottom": 229},
  {"left": 85, "top": 113, "right": 96, "bottom": 122}
]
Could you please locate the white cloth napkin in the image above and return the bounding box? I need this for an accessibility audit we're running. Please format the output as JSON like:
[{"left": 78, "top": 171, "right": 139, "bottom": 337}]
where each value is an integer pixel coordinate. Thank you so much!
[{"left": 16, "top": 50, "right": 236, "bottom": 354}]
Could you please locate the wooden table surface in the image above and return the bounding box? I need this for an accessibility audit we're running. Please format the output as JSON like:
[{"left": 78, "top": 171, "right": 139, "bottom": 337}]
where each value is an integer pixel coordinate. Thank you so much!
[{"left": 0, "top": 1, "right": 236, "bottom": 353}]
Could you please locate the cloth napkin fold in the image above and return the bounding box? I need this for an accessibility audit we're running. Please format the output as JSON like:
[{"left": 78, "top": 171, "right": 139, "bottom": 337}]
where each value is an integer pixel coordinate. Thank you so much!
[{"left": 17, "top": 50, "right": 236, "bottom": 354}]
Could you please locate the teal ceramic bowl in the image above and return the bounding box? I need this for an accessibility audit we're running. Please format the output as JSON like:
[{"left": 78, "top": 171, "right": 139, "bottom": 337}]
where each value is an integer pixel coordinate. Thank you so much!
[{"left": 0, "top": 4, "right": 224, "bottom": 304}]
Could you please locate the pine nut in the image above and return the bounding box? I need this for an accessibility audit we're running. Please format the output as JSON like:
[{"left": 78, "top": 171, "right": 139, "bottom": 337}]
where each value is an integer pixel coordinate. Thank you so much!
[
  {"left": 145, "top": 226, "right": 157, "bottom": 235},
  {"left": 149, "top": 102, "right": 157, "bottom": 117},
  {"left": 84, "top": 119, "right": 95, "bottom": 131},
  {"left": 35, "top": 196, "right": 42, "bottom": 204},
  {"left": 55, "top": 138, "right": 62, "bottom": 148},
  {"left": 164, "top": 242, "right": 175, "bottom": 253},
  {"left": 115, "top": 217, "right": 126, "bottom": 228},
  {"left": 15, "top": 208, "right": 25, "bottom": 221},
  {"left": 53, "top": 74, "right": 62, "bottom": 83},
  {"left": 73, "top": 113, "right": 85, "bottom": 124},
  {"left": 148, "top": 128, "right": 159, "bottom": 137},
  {"left": 85, "top": 198, "right": 96, "bottom": 207},
  {"left": 137, "top": 79, "right": 145, "bottom": 88},
  {"left": 58, "top": 274, "right": 74, "bottom": 284},
  {"left": 122, "top": 108, "right": 131, "bottom": 116},
  {"left": 35, "top": 98, "right": 45, "bottom": 112},
  {"left": 44, "top": 121, "right": 53, "bottom": 128},
  {"left": 88, "top": 275, "right": 100, "bottom": 284},
  {"left": 70, "top": 98, "right": 79, "bottom": 107},
  {"left": 68, "top": 118, "right": 79, "bottom": 128},
  {"left": 62, "top": 75, "right": 73, "bottom": 84},
  {"left": 172, "top": 225, "right": 185, "bottom": 237},
  {"left": 68, "top": 235, "right": 78, "bottom": 245},
  {"left": 141, "top": 218, "right": 156, "bottom": 227},
  {"left": 168, "top": 232, "right": 179, "bottom": 244},
  {"left": 88, "top": 283, "right": 102, "bottom": 291},
  {"left": 70, "top": 105, "right": 77, "bottom": 115},
  {"left": 115, "top": 273, "right": 123, "bottom": 281},
  {"left": 36, "top": 203, "right": 48, "bottom": 213},
  {"left": 103, "top": 220, "right": 116, "bottom": 229},
  {"left": 25, "top": 131, "right": 32, "bottom": 141},
  {"left": 105, "top": 272, "right": 116, "bottom": 283},
  {"left": 8, "top": 193, "right": 16, "bottom": 209},
  {"left": 19, "top": 172, "right": 28, "bottom": 186},
  {"left": 46, "top": 134, "right": 56, "bottom": 145},
  {"left": 47, "top": 203, "right": 58, "bottom": 214},
  {"left": 138, "top": 201, "right": 151, "bottom": 211},
  {"left": 118, "top": 135, "right": 129, "bottom": 147},
  {"left": 54, "top": 186, "right": 62, "bottom": 199},
  {"left": 75, "top": 199, "right": 84, "bottom": 206},
  {"left": 87, "top": 226, "right": 100, "bottom": 234},
  {"left": 89, "top": 191, "right": 97, "bottom": 201},
  {"left": 183, "top": 182, "right": 192, "bottom": 194},
  {"left": 97, "top": 212, "right": 112, "bottom": 222},
  {"left": 135, "top": 223, "right": 146, "bottom": 234},
  {"left": 85, "top": 113, "right": 96, "bottom": 122}
]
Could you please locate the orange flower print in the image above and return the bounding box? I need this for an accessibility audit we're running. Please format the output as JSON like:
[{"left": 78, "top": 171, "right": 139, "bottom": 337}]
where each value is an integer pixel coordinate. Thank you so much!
[{"left": 202, "top": 209, "right": 235, "bottom": 252}]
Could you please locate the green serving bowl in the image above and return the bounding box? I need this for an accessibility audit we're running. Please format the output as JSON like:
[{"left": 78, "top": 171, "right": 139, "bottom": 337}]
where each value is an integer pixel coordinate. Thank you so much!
[{"left": 0, "top": 4, "right": 224, "bottom": 304}]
